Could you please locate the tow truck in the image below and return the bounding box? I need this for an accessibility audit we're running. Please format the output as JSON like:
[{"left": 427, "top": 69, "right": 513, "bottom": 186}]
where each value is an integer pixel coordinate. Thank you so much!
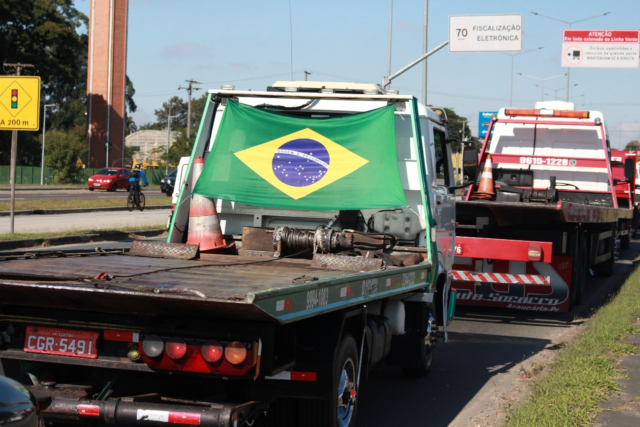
[
  {"left": 0, "top": 82, "right": 475, "bottom": 427},
  {"left": 453, "top": 102, "right": 633, "bottom": 312}
]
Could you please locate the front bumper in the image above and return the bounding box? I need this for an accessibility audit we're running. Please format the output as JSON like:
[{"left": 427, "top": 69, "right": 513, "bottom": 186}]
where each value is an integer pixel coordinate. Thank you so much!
[{"left": 30, "top": 383, "right": 265, "bottom": 427}]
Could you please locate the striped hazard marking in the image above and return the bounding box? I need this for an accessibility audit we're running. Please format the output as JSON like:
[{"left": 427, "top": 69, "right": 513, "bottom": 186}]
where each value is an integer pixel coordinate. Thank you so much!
[{"left": 452, "top": 270, "right": 550, "bottom": 285}]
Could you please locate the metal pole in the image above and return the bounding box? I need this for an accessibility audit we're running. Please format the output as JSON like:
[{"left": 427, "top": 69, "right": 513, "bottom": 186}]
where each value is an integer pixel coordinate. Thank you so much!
[
  {"left": 40, "top": 110, "right": 47, "bottom": 185},
  {"left": 9, "top": 130, "right": 17, "bottom": 234},
  {"left": 422, "top": 0, "right": 428, "bottom": 105},
  {"left": 387, "top": 0, "right": 393, "bottom": 87},
  {"left": 384, "top": 40, "right": 449, "bottom": 87},
  {"left": 566, "top": 23, "right": 572, "bottom": 101},
  {"left": 166, "top": 120, "right": 170, "bottom": 175},
  {"left": 510, "top": 56, "right": 515, "bottom": 107}
]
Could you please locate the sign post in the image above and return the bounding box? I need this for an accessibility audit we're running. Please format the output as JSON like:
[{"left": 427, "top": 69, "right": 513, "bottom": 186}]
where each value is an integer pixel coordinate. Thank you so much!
[
  {"left": 561, "top": 30, "right": 639, "bottom": 68},
  {"left": 0, "top": 73, "right": 41, "bottom": 233},
  {"left": 449, "top": 14, "right": 523, "bottom": 52}
]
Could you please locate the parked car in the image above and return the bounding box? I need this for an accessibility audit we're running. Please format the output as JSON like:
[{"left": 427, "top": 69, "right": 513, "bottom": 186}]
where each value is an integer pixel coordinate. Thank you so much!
[
  {"left": 160, "top": 169, "right": 177, "bottom": 196},
  {"left": 87, "top": 168, "right": 130, "bottom": 191}
]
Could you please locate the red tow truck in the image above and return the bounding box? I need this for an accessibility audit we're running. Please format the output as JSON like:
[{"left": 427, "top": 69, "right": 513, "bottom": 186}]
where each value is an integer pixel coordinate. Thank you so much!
[
  {"left": 452, "top": 102, "right": 634, "bottom": 312},
  {"left": 611, "top": 149, "right": 638, "bottom": 248}
]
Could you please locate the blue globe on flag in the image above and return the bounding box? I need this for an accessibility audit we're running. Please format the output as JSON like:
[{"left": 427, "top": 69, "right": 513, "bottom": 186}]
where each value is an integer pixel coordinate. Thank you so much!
[{"left": 272, "top": 138, "right": 330, "bottom": 187}]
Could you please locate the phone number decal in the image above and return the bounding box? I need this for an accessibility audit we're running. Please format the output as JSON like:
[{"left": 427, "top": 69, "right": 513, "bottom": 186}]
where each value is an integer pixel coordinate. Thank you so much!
[{"left": 519, "top": 157, "right": 577, "bottom": 166}]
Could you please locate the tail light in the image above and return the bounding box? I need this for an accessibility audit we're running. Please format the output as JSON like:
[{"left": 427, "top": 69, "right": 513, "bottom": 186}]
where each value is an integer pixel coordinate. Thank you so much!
[
  {"left": 139, "top": 335, "right": 257, "bottom": 376},
  {"left": 527, "top": 244, "right": 542, "bottom": 262},
  {"left": 165, "top": 337, "right": 187, "bottom": 360},
  {"left": 224, "top": 341, "right": 247, "bottom": 365},
  {"left": 142, "top": 335, "right": 164, "bottom": 358},
  {"left": 201, "top": 340, "right": 224, "bottom": 363}
]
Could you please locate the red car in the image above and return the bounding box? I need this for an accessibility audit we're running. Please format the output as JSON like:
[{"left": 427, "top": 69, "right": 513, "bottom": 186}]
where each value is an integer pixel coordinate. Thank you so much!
[{"left": 87, "top": 167, "right": 130, "bottom": 191}]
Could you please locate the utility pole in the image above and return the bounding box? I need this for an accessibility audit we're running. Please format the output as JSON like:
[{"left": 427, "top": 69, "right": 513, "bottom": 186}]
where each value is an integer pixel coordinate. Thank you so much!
[
  {"left": 178, "top": 80, "right": 201, "bottom": 139},
  {"left": 4, "top": 62, "right": 35, "bottom": 234},
  {"left": 422, "top": 0, "right": 428, "bottom": 105},
  {"left": 304, "top": 70, "right": 311, "bottom": 81}
]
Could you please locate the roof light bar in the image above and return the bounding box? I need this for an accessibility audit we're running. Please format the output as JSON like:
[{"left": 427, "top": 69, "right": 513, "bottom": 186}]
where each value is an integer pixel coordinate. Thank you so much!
[{"left": 504, "top": 108, "right": 590, "bottom": 119}]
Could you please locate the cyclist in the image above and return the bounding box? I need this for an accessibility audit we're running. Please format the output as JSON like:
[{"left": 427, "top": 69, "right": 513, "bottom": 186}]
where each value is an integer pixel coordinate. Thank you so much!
[{"left": 128, "top": 163, "right": 149, "bottom": 207}]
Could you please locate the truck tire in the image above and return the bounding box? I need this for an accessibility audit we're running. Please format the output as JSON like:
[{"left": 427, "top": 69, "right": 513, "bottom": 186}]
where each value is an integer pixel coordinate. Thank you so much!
[
  {"left": 401, "top": 334, "right": 433, "bottom": 378},
  {"left": 300, "top": 332, "right": 359, "bottom": 427},
  {"left": 569, "top": 232, "right": 587, "bottom": 310}
]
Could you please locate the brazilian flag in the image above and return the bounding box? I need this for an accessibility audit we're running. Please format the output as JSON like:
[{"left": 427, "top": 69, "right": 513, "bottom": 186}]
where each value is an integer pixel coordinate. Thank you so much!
[{"left": 193, "top": 100, "right": 407, "bottom": 211}]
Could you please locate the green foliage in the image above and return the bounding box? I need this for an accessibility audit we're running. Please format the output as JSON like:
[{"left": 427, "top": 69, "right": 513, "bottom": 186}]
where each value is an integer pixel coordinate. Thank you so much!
[
  {"left": 169, "top": 133, "right": 195, "bottom": 164},
  {"left": 44, "top": 126, "right": 86, "bottom": 183},
  {"left": 0, "top": 0, "right": 88, "bottom": 165},
  {"left": 624, "top": 140, "right": 640, "bottom": 151},
  {"left": 506, "top": 272, "right": 640, "bottom": 426}
]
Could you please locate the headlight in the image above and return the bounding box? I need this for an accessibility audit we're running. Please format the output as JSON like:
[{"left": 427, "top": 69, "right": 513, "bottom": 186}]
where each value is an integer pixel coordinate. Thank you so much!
[
  {"left": 161, "top": 179, "right": 165, "bottom": 183},
  {"left": 88, "top": 178, "right": 94, "bottom": 182}
]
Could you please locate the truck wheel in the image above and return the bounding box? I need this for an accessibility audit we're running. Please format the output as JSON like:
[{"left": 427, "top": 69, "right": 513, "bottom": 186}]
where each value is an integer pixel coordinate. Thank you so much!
[
  {"left": 621, "top": 231, "right": 630, "bottom": 249},
  {"left": 401, "top": 334, "right": 433, "bottom": 378},
  {"left": 334, "top": 333, "right": 358, "bottom": 427},
  {"left": 569, "top": 232, "right": 587, "bottom": 310}
]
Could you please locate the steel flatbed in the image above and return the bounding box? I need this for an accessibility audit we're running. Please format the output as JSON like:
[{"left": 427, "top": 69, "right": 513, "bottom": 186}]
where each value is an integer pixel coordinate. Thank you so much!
[
  {"left": 456, "top": 199, "right": 631, "bottom": 227},
  {"left": 0, "top": 251, "right": 432, "bottom": 324}
]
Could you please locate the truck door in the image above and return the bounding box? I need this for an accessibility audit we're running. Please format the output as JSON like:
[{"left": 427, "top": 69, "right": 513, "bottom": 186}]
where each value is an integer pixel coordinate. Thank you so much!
[{"left": 431, "top": 127, "right": 456, "bottom": 272}]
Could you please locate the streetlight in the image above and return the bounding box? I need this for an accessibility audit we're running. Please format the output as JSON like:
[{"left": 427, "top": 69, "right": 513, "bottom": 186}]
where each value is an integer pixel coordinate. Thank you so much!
[
  {"left": 519, "top": 73, "right": 566, "bottom": 101},
  {"left": 531, "top": 11, "right": 610, "bottom": 101},
  {"left": 40, "top": 103, "right": 57, "bottom": 185},
  {"left": 166, "top": 115, "right": 177, "bottom": 174},
  {"left": 500, "top": 46, "right": 544, "bottom": 107},
  {"left": 544, "top": 83, "right": 579, "bottom": 100}
]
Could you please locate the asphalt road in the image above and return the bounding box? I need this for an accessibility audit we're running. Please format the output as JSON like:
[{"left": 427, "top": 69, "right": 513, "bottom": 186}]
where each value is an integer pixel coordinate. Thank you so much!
[
  {"left": 0, "top": 189, "right": 168, "bottom": 201},
  {"left": 0, "top": 209, "right": 170, "bottom": 234}
]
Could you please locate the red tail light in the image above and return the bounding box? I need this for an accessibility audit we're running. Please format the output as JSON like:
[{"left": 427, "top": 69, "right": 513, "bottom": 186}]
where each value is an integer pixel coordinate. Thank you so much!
[
  {"left": 201, "top": 340, "right": 224, "bottom": 363},
  {"left": 165, "top": 337, "right": 187, "bottom": 360}
]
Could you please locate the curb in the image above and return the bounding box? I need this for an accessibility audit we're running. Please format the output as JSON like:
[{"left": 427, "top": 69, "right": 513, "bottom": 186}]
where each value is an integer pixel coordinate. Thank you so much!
[
  {"left": 0, "top": 205, "right": 172, "bottom": 217},
  {"left": 0, "top": 229, "right": 167, "bottom": 251}
]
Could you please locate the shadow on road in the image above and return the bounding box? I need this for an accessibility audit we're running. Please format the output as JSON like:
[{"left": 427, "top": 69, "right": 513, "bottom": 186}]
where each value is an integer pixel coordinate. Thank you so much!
[{"left": 357, "top": 332, "right": 552, "bottom": 427}]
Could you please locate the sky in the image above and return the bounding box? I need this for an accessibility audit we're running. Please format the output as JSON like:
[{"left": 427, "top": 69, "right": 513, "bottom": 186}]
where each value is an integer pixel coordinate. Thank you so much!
[{"left": 74, "top": 0, "right": 640, "bottom": 149}]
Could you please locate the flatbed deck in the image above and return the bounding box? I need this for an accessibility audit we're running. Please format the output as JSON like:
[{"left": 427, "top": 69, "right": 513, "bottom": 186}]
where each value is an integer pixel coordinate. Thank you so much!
[
  {"left": 0, "top": 252, "right": 432, "bottom": 324},
  {"left": 457, "top": 199, "right": 629, "bottom": 227}
]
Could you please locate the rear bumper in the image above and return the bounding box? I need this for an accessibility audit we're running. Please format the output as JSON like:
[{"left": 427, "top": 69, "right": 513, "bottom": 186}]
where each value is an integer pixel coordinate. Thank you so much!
[{"left": 30, "top": 384, "right": 265, "bottom": 427}]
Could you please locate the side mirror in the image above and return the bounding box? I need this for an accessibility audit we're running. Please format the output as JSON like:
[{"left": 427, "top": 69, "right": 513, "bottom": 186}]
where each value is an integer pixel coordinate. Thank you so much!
[
  {"left": 462, "top": 143, "right": 479, "bottom": 183},
  {"left": 624, "top": 158, "right": 635, "bottom": 179}
]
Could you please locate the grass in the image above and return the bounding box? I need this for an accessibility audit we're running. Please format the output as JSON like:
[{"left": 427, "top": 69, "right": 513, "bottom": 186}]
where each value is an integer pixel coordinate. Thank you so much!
[
  {"left": 505, "top": 270, "right": 640, "bottom": 426},
  {"left": 0, "top": 225, "right": 166, "bottom": 241},
  {"left": 0, "top": 196, "right": 171, "bottom": 212}
]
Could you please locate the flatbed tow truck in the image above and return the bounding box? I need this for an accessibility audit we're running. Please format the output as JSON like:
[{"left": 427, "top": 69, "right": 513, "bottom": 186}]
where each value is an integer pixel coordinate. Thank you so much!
[
  {"left": 0, "top": 82, "right": 473, "bottom": 427},
  {"left": 453, "top": 102, "right": 634, "bottom": 312}
]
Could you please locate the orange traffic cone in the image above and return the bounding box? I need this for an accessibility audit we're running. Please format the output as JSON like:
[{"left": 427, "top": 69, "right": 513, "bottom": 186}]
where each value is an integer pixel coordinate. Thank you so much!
[
  {"left": 186, "top": 157, "right": 235, "bottom": 252},
  {"left": 471, "top": 154, "right": 495, "bottom": 200}
]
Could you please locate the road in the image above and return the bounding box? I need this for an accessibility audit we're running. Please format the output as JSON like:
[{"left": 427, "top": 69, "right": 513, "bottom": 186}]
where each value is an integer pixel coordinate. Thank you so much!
[
  {"left": 0, "top": 189, "right": 168, "bottom": 201},
  {"left": 0, "top": 235, "right": 636, "bottom": 426},
  {"left": 0, "top": 209, "right": 170, "bottom": 234}
]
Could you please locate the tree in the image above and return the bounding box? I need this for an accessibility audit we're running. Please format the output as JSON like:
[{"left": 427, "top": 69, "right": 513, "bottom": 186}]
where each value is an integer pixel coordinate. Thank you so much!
[
  {"left": 44, "top": 126, "right": 87, "bottom": 183},
  {"left": 434, "top": 108, "right": 476, "bottom": 152},
  {"left": 124, "top": 75, "right": 137, "bottom": 135},
  {"left": 0, "top": 0, "right": 88, "bottom": 165},
  {"left": 624, "top": 140, "right": 640, "bottom": 151}
]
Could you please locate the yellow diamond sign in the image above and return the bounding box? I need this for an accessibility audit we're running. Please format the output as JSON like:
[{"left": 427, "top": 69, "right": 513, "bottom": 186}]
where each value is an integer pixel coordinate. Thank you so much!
[
  {"left": 0, "top": 76, "right": 41, "bottom": 131},
  {"left": 234, "top": 128, "right": 369, "bottom": 200}
]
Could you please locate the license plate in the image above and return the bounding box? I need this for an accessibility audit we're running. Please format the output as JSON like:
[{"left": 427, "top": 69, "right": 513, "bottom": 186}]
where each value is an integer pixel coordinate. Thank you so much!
[
  {"left": 24, "top": 326, "right": 99, "bottom": 359},
  {"left": 93, "top": 183, "right": 100, "bottom": 186}
]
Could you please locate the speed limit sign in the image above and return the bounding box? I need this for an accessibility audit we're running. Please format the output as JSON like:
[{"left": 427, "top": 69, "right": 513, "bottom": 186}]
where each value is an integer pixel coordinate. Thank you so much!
[{"left": 449, "top": 14, "right": 522, "bottom": 52}]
